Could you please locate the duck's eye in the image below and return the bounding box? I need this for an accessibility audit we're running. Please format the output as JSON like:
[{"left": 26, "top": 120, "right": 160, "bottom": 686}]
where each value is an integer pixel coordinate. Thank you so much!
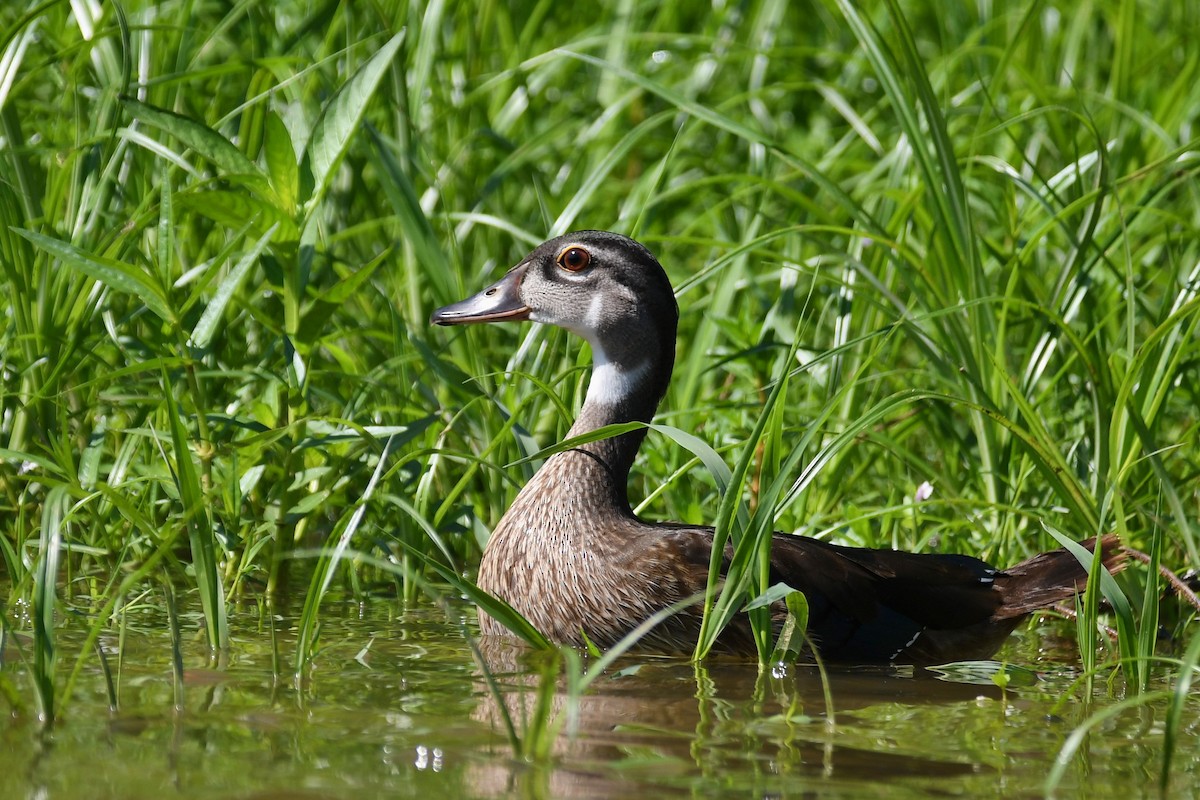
[{"left": 557, "top": 246, "right": 591, "bottom": 272}]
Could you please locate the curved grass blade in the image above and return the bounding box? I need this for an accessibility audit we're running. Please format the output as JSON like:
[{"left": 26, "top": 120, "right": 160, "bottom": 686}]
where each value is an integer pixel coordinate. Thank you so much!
[
  {"left": 768, "top": 588, "right": 809, "bottom": 665},
  {"left": 366, "top": 123, "right": 454, "bottom": 309},
  {"left": 190, "top": 223, "right": 277, "bottom": 348},
  {"left": 15, "top": 229, "right": 174, "bottom": 323},
  {"left": 1045, "top": 690, "right": 1172, "bottom": 795},
  {"left": 1162, "top": 632, "right": 1200, "bottom": 793},
  {"left": 301, "top": 547, "right": 552, "bottom": 651},
  {"left": 293, "top": 431, "right": 417, "bottom": 671}
]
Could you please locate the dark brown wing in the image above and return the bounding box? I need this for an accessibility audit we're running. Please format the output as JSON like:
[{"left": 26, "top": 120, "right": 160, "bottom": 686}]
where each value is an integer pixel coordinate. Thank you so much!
[
  {"left": 762, "top": 534, "right": 1009, "bottom": 661},
  {"left": 654, "top": 526, "right": 1123, "bottom": 663}
]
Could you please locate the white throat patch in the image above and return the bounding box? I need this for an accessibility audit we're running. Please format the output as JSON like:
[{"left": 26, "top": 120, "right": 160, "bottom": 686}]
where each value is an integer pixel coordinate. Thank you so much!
[{"left": 586, "top": 345, "right": 651, "bottom": 408}]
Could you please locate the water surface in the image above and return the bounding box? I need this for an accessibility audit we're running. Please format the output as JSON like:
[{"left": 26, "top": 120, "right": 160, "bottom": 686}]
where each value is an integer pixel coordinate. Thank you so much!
[{"left": 1, "top": 598, "right": 1194, "bottom": 798}]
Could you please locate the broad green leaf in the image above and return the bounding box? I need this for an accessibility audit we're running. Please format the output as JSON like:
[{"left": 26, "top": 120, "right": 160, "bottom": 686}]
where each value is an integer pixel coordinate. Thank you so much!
[
  {"left": 175, "top": 190, "right": 299, "bottom": 241},
  {"left": 124, "top": 98, "right": 266, "bottom": 183},
  {"left": 315, "top": 247, "right": 389, "bottom": 305},
  {"left": 302, "top": 31, "right": 405, "bottom": 211},
  {"left": 769, "top": 589, "right": 810, "bottom": 665},
  {"left": 264, "top": 111, "right": 299, "bottom": 213},
  {"left": 744, "top": 581, "right": 799, "bottom": 612},
  {"left": 297, "top": 248, "right": 391, "bottom": 342},
  {"left": 649, "top": 424, "right": 735, "bottom": 498},
  {"left": 16, "top": 229, "right": 174, "bottom": 323},
  {"left": 1043, "top": 526, "right": 1135, "bottom": 626}
]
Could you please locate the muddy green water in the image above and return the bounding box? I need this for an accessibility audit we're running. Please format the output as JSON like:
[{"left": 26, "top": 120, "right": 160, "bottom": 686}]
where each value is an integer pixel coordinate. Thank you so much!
[{"left": 1, "top": 598, "right": 1195, "bottom": 799}]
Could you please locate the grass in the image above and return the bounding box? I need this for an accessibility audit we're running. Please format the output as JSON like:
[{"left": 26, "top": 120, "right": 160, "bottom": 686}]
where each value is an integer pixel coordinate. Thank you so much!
[{"left": 0, "top": 0, "right": 1197, "bottom": 777}]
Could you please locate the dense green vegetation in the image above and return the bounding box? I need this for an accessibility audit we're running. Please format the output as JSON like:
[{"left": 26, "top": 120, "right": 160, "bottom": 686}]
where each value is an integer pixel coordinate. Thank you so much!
[{"left": 0, "top": 0, "right": 1196, "bottom": 761}]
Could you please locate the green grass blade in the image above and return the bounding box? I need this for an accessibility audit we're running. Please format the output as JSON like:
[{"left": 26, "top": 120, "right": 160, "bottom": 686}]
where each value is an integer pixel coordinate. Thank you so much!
[
  {"left": 190, "top": 223, "right": 277, "bottom": 349},
  {"left": 770, "top": 589, "right": 810, "bottom": 665},
  {"left": 32, "top": 485, "right": 68, "bottom": 725},
  {"left": 161, "top": 370, "right": 227, "bottom": 650},
  {"left": 366, "top": 123, "right": 454, "bottom": 309},
  {"left": 693, "top": 354, "right": 793, "bottom": 660},
  {"left": 1045, "top": 690, "right": 1172, "bottom": 795},
  {"left": 1162, "top": 632, "right": 1200, "bottom": 793},
  {"left": 301, "top": 31, "right": 405, "bottom": 212}
]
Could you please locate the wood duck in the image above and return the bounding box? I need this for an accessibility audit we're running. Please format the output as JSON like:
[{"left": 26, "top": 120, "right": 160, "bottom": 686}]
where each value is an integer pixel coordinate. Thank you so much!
[{"left": 432, "top": 231, "right": 1124, "bottom": 663}]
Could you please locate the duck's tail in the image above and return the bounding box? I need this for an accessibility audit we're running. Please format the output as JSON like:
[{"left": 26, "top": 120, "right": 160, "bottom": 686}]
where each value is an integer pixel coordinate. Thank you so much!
[{"left": 993, "top": 534, "right": 1127, "bottom": 619}]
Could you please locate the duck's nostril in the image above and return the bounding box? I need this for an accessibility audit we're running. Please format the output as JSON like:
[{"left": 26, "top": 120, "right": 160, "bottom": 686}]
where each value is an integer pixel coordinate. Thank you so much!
[{"left": 486, "top": 288, "right": 497, "bottom": 296}]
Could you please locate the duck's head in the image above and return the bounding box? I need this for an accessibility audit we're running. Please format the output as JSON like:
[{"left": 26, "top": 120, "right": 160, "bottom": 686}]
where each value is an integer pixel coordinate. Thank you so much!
[{"left": 432, "top": 231, "right": 678, "bottom": 410}]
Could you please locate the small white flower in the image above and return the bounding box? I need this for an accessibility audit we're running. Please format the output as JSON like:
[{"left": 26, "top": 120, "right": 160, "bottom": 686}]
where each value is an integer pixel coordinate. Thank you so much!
[{"left": 914, "top": 481, "right": 934, "bottom": 502}]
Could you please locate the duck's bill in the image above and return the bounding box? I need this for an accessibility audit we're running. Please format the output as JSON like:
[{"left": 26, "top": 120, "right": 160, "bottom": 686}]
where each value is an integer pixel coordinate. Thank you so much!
[{"left": 430, "top": 264, "right": 530, "bottom": 325}]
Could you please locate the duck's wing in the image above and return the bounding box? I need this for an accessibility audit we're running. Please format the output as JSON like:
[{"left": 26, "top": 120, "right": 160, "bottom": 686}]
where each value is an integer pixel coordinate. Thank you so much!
[
  {"left": 764, "top": 535, "right": 1008, "bottom": 662},
  {"left": 651, "top": 526, "right": 1122, "bottom": 663}
]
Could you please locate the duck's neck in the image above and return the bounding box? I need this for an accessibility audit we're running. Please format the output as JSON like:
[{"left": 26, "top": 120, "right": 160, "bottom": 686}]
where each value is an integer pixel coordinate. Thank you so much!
[{"left": 538, "top": 330, "right": 674, "bottom": 516}]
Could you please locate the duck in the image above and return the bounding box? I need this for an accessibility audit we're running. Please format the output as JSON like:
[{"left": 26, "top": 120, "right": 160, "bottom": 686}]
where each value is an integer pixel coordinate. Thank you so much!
[{"left": 432, "top": 230, "right": 1125, "bottom": 663}]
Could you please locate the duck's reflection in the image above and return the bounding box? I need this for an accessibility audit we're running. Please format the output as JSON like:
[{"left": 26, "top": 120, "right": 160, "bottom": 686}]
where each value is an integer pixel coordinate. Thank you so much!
[{"left": 466, "top": 637, "right": 994, "bottom": 798}]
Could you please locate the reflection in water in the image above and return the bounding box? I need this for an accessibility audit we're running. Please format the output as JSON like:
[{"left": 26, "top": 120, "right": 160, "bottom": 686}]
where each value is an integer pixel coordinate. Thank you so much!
[
  {"left": 0, "top": 600, "right": 1192, "bottom": 799},
  {"left": 465, "top": 637, "right": 993, "bottom": 798}
]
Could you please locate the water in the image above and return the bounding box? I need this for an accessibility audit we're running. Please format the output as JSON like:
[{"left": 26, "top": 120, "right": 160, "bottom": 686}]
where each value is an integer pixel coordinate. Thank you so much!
[{"left": 1, "top": 598, "right": 1195, "bottom": 799}]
